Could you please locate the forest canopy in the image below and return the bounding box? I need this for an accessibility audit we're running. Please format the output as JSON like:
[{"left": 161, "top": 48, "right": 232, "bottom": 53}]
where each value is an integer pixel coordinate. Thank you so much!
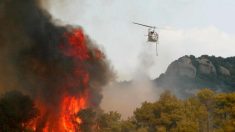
[
  {"left": 79, "top": 88, "right": 235, "bottom": 132},
  {"left": 1, "top": 89, "right": 235, "bottom": 132}
]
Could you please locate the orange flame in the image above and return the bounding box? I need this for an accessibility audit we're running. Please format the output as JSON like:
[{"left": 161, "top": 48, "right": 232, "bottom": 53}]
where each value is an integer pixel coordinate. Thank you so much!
[
  {"left": 29, "top": 29, "right": 102, "bottom": 132},
  {"left": 61, "top": 94, "right": 88, "bottom": 132},
  {"left": 32, "top": 93, "right": 88, "bottom": 132}
]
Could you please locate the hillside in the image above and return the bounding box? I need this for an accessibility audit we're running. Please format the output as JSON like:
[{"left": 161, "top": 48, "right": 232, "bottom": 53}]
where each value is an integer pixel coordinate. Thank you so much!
[{"left": 154, "top": 55, "right": 235, "bottom": 97}]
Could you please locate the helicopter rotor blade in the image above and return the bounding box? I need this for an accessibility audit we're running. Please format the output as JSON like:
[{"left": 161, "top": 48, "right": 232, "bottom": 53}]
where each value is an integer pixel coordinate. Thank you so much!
[
  {"left": 133, "top": 22, "right": 174, "bottom": 30},
  {"left": 133, "top": 22, "right": 155, "bottom": 28},
  {"left": 156, "top": 27, "right": 174, "bottom": 30}
]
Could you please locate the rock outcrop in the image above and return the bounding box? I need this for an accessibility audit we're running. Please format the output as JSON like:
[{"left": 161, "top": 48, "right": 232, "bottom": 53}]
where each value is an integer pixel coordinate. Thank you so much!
[
  {"left": 219, "top": 66, "right": 230, "bottom": 76},
  {"left": 166, "top": 56, "right": 196, "bottom": 78},
  {"left": 154, "top": 55, "right": 235, "bottom": 98},
  {"left": 198, "top": 57, "right": 216, "bottom": 75}
]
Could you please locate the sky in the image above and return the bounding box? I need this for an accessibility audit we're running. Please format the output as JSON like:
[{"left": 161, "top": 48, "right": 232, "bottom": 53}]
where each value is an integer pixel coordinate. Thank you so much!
[{"left": 44, "top": 0, "right": 235, "bottom": 80}]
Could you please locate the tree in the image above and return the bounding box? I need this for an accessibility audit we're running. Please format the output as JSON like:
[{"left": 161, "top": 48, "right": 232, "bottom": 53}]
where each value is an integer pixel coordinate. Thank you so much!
[
  {"left": 77, "top": 108, "right": 96, "bottom": 132},
  {"left": 0, "top": 91, "right": 38, "bottom": 131},
  {"left": 213, "top": 93, "right": 235, "bottom": 131},
  {"left": 77, "top": 89, "right": 235, "bottom": 132},
  {"left": 119, "top": 118, "right": 136, "bottom": 132},
  {"left": 175, "top": 99, "right": 200, "bottom": 132},
  {"left": 134, "top": 101, "right": 156, "bottom": 131},
  {"left": 97, "top": 111, "right": 122, "bottom": 132},
  {"left": 196, "top": 88, "right": 215, "bottom": 132},
  {"left": 156, "top": 91, "right": 184, "bottom": 132},
  {"left": 134, "top": 91, "right": 184, "bottom": 132}
]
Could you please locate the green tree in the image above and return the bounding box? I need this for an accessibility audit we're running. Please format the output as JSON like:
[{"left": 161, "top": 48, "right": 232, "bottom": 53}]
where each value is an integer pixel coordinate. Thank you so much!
[
  {"left": 134, "top": 101, "right": 156, "bottom": 131},
  {"left": 120, "top": 118, "right": 136, "bottom": 132},
  {"left": 175, "top": 99, "right": 200, "bottom": 132},
  {"left": 196, "top": 88, "right": 215, "bottom": 132},
  {"left": 213, "top": 93, "right": 235, "bottom": 131},
  {"left": 156, "top": 91, "right": 183, "bottom": 132},
  {"left": 83, "top": 89, "right": 235, "bottom": 132},
  {"left": 134, "top": 91, "right": 183, "bottom": 132},
  {"left": 97, "top": 111, "right": 122, "bottom": 132}
]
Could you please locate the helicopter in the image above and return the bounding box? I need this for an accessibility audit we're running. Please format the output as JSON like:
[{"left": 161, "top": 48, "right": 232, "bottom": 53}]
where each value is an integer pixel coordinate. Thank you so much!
[{"left": 133, "top": 22, "right": 159, "bottom": 55}]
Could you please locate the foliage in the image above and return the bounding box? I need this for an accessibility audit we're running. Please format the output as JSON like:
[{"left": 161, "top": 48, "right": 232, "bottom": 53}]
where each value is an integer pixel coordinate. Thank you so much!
[
  {"left": 97, "top": 111, "right": 122, "bottom": 132},
  {"left": 89, "top": 89, "right": 235, "bottom": 132},
  {"left": 3, "top": 89, "right": 234, "bottom": 132}
]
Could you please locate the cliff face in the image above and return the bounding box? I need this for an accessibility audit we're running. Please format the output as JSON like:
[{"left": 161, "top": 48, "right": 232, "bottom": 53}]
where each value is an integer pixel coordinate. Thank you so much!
[{"left": 154, "top": 55, "right": 235, "bottom": 97}]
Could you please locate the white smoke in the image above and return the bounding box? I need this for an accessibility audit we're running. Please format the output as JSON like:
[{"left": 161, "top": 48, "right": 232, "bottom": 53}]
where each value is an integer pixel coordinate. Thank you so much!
[{"left": 101, "top": 45, "right": 163, "bottom": 118}]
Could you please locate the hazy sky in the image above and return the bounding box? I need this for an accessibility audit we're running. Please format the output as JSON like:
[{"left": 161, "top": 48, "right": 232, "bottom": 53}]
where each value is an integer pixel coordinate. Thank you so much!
[{"left": 45, "top": 0, "right": 235, "bottom": 80}]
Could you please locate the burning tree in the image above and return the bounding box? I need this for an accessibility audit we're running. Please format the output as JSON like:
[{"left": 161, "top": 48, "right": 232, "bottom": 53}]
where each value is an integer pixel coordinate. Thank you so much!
[
  {"left": 77, "top": 108, "right": 97, "bottom": 132},
  {"left": 0, "top": 91, "right": 38, "bottom": 131}
]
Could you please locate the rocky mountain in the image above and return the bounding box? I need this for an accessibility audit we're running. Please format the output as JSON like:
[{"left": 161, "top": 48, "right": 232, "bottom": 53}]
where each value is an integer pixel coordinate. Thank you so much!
[{"left": 154, "top": 55, "right": 235, "bottom": 97}]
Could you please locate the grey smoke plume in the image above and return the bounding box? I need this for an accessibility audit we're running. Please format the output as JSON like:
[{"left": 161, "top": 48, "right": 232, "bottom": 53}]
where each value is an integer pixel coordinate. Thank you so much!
[
  {"left": 0, "top": 0, "right": 113, "bottom": 130},
  {"left": 101, "top": 46, "right": 162, "bottom": 118}
]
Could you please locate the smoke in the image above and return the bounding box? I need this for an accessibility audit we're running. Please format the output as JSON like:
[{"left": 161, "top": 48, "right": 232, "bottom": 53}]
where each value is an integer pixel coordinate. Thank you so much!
[
  {"left": 0, "top": 0, "right": 113, "bottom": 130},
  {"left": 101, "top": 45, "right": 162, "bottom": 118},
  {"left": 41, "top": 0, "right": 88, "bottom": 22}
]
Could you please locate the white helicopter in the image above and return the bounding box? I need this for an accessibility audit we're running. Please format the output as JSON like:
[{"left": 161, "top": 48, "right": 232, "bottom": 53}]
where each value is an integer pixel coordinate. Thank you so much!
[{"left": 133, "top": 22, "right": 159, "bottom": 55}]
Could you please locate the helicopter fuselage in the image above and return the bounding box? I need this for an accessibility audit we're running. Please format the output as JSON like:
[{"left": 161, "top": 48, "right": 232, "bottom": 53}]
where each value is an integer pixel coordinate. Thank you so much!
[{"left": 148, "top": 28, "right": 158, "bottom": 43}]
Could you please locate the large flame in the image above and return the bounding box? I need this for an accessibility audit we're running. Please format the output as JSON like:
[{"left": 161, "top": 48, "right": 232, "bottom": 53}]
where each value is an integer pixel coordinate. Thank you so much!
[
  {"left": 61, "top": 96, "right": 87, "bottom": 131},
  {"left": 0, "top": 0, "right": 110, "bottom": 131},
  {"left": 30, "top": 29, "right": 101, "bottom": 132}
]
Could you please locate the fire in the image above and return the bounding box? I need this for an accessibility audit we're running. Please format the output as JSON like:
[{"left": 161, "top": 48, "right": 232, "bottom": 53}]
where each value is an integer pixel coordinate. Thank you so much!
[
  {"left": 61, "top": 29, "right": 90, "bottom": 60},
  {"left": 0, "top": 0, "right": 111, "bottom": 131},
  {"left": 32, "top": 93, "right": 88, "bottom": 132},
  {"left": 30, "top": 29, "right": 102, "bottom": 132},
  {"left": 61, "top": 94, "right": 88, "bottom": 132}
]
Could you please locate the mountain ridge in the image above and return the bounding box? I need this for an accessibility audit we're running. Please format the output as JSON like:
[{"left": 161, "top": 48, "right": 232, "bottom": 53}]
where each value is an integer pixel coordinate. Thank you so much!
[{"left": 154, "top": 55, "right": 235, "bottom": 97}]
